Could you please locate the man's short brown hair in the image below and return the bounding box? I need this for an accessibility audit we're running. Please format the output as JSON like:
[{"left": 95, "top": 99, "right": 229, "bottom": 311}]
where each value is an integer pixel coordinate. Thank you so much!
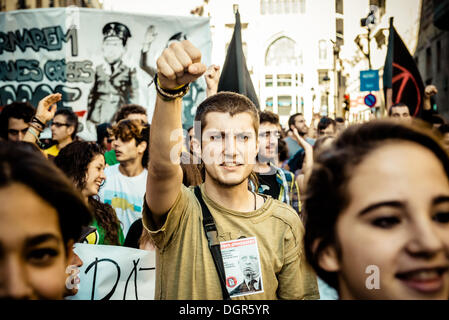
[
  {"left": 259, "top": 110, "right": 279, "bottom": 125},
  {"left": 194, "top": 92, "right": 259, "bottom": 137},
  {"left": 115, "top": 104, "right": 147, "bottom": 123}
]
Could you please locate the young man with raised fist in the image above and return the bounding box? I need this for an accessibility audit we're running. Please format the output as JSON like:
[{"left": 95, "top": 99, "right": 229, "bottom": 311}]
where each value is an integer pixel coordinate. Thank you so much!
[{"left": 143, "top": 40, "right": 319, "bottom": 300}]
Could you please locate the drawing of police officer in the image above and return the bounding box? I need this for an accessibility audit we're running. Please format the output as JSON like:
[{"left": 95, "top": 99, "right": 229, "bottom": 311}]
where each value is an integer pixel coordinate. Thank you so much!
[{"left": 87, "top": 22, "right": 139, "bottom": 125}]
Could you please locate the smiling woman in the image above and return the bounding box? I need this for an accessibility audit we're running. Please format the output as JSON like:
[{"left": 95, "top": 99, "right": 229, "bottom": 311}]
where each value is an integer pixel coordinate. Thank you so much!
[
  {"left": 304, "top": 119, "right": 449, "bottom": 300},
  {"left": 54, "top": 141, "right": 124, "bottom": 246},
  {"left": 0, "top": 141, "right": 92, "bottom": 299}
]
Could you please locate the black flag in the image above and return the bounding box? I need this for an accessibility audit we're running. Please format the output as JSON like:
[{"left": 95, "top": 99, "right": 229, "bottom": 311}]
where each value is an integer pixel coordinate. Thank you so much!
[
  {"left": 217, "top": 10, "right": 260, "bottom": 109},
  {"left": 383, "top": 17, "right": 424, "bottom": 117}
]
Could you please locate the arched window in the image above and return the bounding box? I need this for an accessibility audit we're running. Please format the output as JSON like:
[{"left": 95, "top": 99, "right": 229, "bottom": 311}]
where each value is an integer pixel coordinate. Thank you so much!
[{"left": 265, "top": 36, "right": 297, "bottom": 67}]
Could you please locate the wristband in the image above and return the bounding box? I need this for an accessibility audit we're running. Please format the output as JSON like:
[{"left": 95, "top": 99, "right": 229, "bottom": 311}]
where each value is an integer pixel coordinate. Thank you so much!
[
  {"left": 28, "top": 126, "right": 41, "bottom": 140},
  {"left": 29, "top": 122, "right": 43, "bottom": 133},
  {"left": 31, "top": 116, "right": 46, "bottom": 131},
  {"left": 157, "top": 76, "right": 185, "bottom": 91},
  {"left": 154, "top": 73, "right": 190, "bottom": 101}
]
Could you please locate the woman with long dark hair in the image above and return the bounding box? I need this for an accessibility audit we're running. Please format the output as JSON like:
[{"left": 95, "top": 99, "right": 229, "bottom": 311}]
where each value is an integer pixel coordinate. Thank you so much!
[{"left": 55, "top": 141, "right": 124, "bottom": 245}]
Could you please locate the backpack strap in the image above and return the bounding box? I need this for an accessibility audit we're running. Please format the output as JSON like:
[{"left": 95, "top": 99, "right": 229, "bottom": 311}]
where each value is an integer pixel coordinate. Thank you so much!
[{"left": 194, "top": 186, "right": 231, "bottom": 300}]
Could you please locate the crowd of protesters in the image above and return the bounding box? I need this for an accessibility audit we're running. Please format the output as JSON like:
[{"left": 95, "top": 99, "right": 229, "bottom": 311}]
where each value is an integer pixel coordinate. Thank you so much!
[{"left": 0, "top": 39, "right": 449, "bottom": 301}]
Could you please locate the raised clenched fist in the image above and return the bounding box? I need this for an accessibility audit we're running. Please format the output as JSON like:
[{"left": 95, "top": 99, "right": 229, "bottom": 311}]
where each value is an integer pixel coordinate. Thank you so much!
[
  {"left": 424, "top": 84, "right": 438, "bottom": 98},
  {"left": 205, "top": 64, "right": 220, "bottom": 97},
  {"left": 156, "top": 40, "right": 206, "bottom": 90}
]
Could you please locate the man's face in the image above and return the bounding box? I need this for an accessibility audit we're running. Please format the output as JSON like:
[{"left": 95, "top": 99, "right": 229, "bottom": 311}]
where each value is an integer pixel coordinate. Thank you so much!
[
  {"left": 390, "top": 106, "right": 411, "bottom": 120},
  {"left": 319, "top": 124, "right": 336, "bottom": 137},
  {"left": 238, "top": 253, "right": 260, "bottom": 281},
  {"left": 112, "top": 136, "right": 145, "bottom": 164},
  {"left": 50, "top": 115, "right": 73, "bottom": 143},
  {"left": 291, "top": 115, "right": 308, "bottom": 135},
  {"left": 258, "top": 122, "right": 280, "bottom": 162},
  {"left": 201, "top": 112, "right": 259, "bottom": 187},
  {"left": 8, "top": 118, "right": 29, "bottom": 141},
  {"left": 102, "top": 37, "right": 125, "bottom": 65}
]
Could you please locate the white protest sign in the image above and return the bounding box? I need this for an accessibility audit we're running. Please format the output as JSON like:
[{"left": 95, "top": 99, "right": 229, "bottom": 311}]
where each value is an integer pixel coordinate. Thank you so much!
[
  {"left": 0, "top": 8, "right": 212, "bottom": 139},
  {"left": 66, "top": 243, "right": 155, "bottom": 300}
]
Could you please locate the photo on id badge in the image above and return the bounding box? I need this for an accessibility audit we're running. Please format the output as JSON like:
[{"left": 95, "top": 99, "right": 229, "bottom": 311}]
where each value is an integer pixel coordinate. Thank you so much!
[{"left": 220, "top": 237, "right": 264, "bottom": 298}]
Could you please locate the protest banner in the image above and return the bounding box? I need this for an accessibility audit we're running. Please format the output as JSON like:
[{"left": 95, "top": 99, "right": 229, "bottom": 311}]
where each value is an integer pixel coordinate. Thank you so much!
[
  {"left": 0, "top": 7, "right": 212, "bottom": 139},
  {"left": 66, "top": 243, "right": 155, "bottom": 300}
]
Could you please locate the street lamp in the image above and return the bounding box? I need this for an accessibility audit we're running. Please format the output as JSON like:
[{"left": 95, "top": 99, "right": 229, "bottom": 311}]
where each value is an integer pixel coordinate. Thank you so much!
[
  {"left": 355, "top": 8, "right": 377, "bottom": 69},
  {"left": 330, "top": 39, "right": 341, "bottom": 117},
  {"left": 322, "top": 75, "right": 331, "bottom": 116}
]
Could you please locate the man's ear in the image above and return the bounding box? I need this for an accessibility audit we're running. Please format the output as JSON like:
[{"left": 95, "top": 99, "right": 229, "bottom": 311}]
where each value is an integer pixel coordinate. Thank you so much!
[
  {"left": 312, "top": 239, "right": 340, "bottom": 273},
  {"left": 67, "top": 126, "right": 75, "bottom": 137},
  {"left": 137, "top": 141, "right": 147, "bottom": 154}
]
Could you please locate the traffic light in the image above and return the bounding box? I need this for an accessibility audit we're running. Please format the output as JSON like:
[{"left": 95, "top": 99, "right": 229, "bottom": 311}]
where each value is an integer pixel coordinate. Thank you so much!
[{"left": 343, "top": 94, "right": 350, "bottom": 112}]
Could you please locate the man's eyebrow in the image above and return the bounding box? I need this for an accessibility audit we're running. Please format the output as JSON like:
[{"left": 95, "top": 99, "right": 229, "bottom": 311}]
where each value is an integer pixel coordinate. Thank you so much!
[
  {"left": 433, "top": 196, "right": 449, "bottom": 206},
  {"left": 358, "top": 201, "right": 404, "bottom": 216},
  {"left": 235, "top": 131, "right": 254, "bottom": 136},
  {"left": 25, "top": 234, "right": 61, "bottom": 247},
  {"left": 204, "top": 129, "right": 222, "bottom": 134}
]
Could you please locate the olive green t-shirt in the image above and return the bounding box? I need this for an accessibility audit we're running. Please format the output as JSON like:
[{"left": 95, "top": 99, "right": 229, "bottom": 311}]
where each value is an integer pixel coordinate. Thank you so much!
[{"left": 142, "top": 184, "right": 319, "bottom": 300}]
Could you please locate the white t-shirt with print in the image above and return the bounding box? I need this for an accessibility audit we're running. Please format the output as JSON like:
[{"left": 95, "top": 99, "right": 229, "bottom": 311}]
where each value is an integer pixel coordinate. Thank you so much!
[{"left": 98, "top": 164, "right": 147, "bottom": 238}]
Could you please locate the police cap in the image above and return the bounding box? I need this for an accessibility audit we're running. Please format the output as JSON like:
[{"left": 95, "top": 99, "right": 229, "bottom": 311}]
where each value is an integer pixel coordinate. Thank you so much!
[{"left": 103, "top": 22, "right": 132, "bottom": 45}]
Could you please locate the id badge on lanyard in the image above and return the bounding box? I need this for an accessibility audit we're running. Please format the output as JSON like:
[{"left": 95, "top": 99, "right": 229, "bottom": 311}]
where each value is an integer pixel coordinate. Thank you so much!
[{"left": 220, "top": 237, "right": 264, "bottom": 298}]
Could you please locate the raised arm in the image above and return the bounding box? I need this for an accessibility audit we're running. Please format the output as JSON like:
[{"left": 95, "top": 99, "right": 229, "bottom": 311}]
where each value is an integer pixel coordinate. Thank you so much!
[
  {"left": 146, "top": 40, "right": 206, "bottom": 228},
  {"left": 292, "top": 128, "right": 313, "bottom": 184},
  {"left": 291, "top": 128, "right": 314, "bottom": 198},
  {"left": 424, "top": 84, "right": 437, "bottom": 111},
  {"left": 139, "top": 25, "right": 158, "bottom": 78},
  {"left": 204, "top": 64, "right": 220, "bottom": 97},
  {"left": 23, "top": 93, "right": 61, "bottom": 146}
]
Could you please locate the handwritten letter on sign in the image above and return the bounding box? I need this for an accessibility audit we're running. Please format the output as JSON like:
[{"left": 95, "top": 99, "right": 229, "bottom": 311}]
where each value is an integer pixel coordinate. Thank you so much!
[{"left": 66, "top": 243, "right": 155, "bottom": 300}]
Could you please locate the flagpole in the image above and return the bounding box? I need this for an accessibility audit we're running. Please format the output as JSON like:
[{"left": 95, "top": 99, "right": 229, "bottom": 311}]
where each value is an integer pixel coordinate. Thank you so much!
[
  {"left": 386, "top": 17, "right": 394, "bottom": 113},
  {"left": 383, "top": 17, "right": 394, "bottom": 116},
  {"left": 234, "top": 10, "right": 244, "bottom": 94},
  {"left": 386, "top": 17, "right": 394, "bottom": 112}
]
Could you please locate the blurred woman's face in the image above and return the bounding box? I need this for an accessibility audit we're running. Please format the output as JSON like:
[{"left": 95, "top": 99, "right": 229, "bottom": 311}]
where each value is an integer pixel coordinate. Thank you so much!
[
  {"left": 321, "top": 141, "right": 449, "bottom": 299},
  {"left": 0, "top": 183, "right": 68, "bottom": 299},
  {"left": 82, "top": 155, "right": 106, "bottom": 198}
]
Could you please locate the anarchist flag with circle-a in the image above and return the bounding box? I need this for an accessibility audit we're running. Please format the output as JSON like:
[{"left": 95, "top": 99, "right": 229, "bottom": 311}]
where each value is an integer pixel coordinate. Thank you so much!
[{"left": 383, "top": 17, "right": 425, "bottom": 117}]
